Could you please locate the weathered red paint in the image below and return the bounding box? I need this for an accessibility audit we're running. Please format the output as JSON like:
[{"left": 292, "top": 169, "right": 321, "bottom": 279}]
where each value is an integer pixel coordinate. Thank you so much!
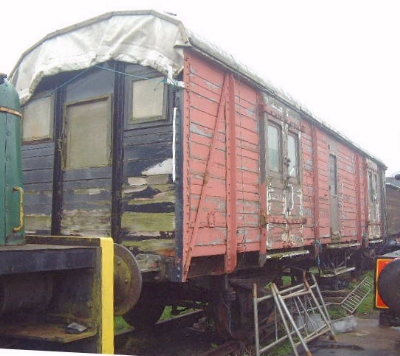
[
  {"left": 225, "top": 74, "right": 238, "bottom": 273},
  {"left": 181, "top": 49, "right": 385, "bottom": 280},
  {"left": 182, "top": 52, "right": 262, "bottom": 279},
  {"left": 311, "top": 124, "right": 321, "bottom": 241}
]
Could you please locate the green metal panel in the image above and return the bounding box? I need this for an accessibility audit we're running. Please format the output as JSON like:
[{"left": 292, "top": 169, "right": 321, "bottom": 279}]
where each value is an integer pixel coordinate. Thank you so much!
[
  {"left": 0, "top": 102, "right": 5, "bottom": 244},
  {"left": 0, "top": 75, "right": 24, "bottom": 245}
]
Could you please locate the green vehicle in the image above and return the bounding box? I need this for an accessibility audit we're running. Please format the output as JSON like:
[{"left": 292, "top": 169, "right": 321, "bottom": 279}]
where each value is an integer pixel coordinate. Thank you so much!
[{"left": 0, "top": 73, "right": 24, "bottom": 246}]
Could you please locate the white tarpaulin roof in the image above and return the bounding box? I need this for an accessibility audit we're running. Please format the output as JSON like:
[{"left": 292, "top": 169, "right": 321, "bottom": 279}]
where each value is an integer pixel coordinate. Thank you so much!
[
  {"left": 10, "top": 10, "right": 286, "bottom": 108},
  {"left": 10, "top": 10, "right": 191, "bottom": 105},
  {"left": 9, "top": 10, "right": 386, "bottom": 167}
]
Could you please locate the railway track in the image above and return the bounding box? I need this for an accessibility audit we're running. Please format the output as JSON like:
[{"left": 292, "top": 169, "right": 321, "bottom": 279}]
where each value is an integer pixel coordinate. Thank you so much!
[
  {"left": 197, "top": 341, "right": 245, "bottom": 356},
  {"left": 115, "top": 310, "right": 251, "bottom": 356}
]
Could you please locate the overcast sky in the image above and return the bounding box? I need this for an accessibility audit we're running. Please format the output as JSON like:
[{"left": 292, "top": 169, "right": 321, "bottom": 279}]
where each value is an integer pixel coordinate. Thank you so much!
[{"left": 2, "top": 0, "right": 399, "bottom": 176}]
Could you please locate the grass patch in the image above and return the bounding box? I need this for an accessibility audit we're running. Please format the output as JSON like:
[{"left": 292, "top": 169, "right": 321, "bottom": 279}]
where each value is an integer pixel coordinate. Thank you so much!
[
  {"left": 115, "top": 316, "right": 132, "bottom": 333},
  {"left": 353, "top": 271, "right": 375, "bottom": 317},
  {"left": 325, "top": 270, "right": 375, "bottom": 320},
  {"left": 327, "top": 304, "right": 348, "bottom": 320},
  {"left": 160, "top": 306, "right": 173, "bottom": 321},
  {"left": 267, "top": 341, "right": 293, "bottom": 356}
]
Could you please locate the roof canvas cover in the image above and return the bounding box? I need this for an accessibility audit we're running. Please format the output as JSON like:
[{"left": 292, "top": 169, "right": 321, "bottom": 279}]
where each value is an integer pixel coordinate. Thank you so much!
[
  {"left": 9, "top": 10, "right": 385, "bottom": 167},
  {"left": 10, "top": 10, "right": 192, "bottom": 105},
  {"left": 10, "top": 10, "right": 282, "bottom": 106}
]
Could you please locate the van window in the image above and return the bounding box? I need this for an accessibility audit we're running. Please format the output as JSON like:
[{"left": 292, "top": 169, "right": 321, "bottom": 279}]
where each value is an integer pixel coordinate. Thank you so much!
[
  {"left": 288, "top": 133, "right": 298, "bottom": 177},
  {"left": 22, "top": 95, "right": 53, "bottom": 142},
  {"left": 64, "top": 96, "right": 112, "bottom": 170},
  {"left": 268, "top": 124, "right": 281, "bottom": 172},
  {"left": 132, "top": 77, "right": 165, "bottom": 123},
  {"left": 329, "top": 154, "right": 338, "bottom": 196}
]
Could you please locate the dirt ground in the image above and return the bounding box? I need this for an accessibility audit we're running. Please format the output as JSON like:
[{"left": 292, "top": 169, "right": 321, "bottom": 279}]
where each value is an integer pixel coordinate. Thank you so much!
[
  {"left": 115, "top": 310, "right": 400, "bottom": 356},
  {"left": 306, "top": 313, "right": 400, "bottom": 356}
]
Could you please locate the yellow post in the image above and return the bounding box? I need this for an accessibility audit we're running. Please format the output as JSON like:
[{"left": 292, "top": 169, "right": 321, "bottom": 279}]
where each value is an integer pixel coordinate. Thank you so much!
[{"left": 100, "top": 237, "right": 114, "bottom": 354}]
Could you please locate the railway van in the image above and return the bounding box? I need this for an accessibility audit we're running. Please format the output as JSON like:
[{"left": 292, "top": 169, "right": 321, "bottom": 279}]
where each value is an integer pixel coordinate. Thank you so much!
[{"left": 9, "top": 10, "right": 387, "bottom": 336}]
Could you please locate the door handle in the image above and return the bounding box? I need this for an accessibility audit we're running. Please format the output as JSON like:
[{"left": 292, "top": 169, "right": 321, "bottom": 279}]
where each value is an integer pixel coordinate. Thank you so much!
[{"left": 13, "top": 186, "right": 24, "bottom": 232}]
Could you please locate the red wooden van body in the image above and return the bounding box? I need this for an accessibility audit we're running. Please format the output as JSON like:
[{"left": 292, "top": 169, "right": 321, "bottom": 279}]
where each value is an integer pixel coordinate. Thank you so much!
[{"left": 181, "top": 49, "right": 385, "bottom": 280}]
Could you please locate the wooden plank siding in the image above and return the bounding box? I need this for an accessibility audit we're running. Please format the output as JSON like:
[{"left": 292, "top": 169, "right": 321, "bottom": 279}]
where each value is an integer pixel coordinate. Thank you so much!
[
  {"left": 180, "top": 48, "right": 385, "bottom": 278},
  {"left": 182, "top": 52, "right": 261, "bottom": 277},
  {"left": 301, "top": 123, "right": 316, "bottom": 245},
  {"left": 22, "top": 142, "right": 54, "bottom": 234},
  {"left": 121, "top": 125, "right": 176, "bottom": 255},
  {"left": 386, "top": 184, "right": 400, "bottom": 237},
  {"left": 60, "top": 167, "right": 113, "bottom": 236},
  {"left": 119, "top": 63, "right": 176, "bottom": 257},
  {"left": 59, "top": 69, "right": 115, "bottom": 238},
  {"left": 261, "top": 92, "right": 311, "bottom": 251}
]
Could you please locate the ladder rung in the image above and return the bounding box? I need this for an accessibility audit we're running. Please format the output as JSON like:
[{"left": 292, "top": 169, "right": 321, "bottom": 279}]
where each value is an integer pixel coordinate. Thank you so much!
[{"left": 338, "top": 276, "right": 372, "bottom": 314}]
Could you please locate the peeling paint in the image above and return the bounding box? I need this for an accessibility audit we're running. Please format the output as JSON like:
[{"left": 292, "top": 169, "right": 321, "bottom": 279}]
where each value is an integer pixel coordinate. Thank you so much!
[
  {"left": 74, "top": 188, "right": 106, "bottom": 195},
  {"left": 190, "top": 123, "right": 213, "bottom": 138},
  {"left": 128, "top": 177, "right": 147, "bottom": 186},
  {"left": 142, "top": 158, "right": 173, "bottom": 175},
  {"left": 121, "top": 212, "right": 175, "bottom": 232},
  {"left": 25, "top": 214, "right": 52, "bottom": 234},
  {"left": 122, "top": 238, "right": 175, "bottom": 255},
  {"left": 123, "top": 186, "right": 148, "bottom": 194}
]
